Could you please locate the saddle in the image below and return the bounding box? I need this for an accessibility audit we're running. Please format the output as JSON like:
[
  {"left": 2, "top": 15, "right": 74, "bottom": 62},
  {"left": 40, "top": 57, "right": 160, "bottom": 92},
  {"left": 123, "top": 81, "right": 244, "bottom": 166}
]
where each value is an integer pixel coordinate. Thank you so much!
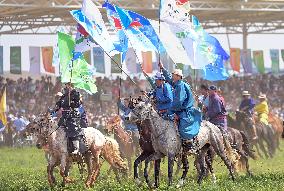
[{"left": 67, "top": 135, "right": 88, "bottom": 154}]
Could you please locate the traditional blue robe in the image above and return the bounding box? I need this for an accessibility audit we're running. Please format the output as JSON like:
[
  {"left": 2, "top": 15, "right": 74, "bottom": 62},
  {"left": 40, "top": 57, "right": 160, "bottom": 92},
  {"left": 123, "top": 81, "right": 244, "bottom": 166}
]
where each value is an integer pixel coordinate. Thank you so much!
[{"left": 162, "top": 68, "right": 201, "bottom": 140}]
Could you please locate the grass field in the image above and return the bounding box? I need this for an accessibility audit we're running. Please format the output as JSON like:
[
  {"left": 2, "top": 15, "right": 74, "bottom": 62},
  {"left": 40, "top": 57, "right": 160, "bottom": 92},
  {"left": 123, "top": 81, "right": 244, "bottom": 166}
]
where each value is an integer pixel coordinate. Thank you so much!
[{"left": 0, "top": 142, "right": 284, "bottom": 191}]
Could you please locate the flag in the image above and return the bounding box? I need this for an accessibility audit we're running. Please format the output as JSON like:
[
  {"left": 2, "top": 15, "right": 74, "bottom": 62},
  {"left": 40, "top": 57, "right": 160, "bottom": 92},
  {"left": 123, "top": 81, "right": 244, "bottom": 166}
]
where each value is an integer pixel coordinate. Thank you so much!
[
  {"left": 125, "top": 48, "right": 137, "bottom": 73},
  {"left": 58, "top": 32, "right": 97, "bottom": 94},
  {"left": 150, "top": 20, "right": 192, "bottom": 66},
  {"left": 0, "top": 46, "right": 3, "bottom": 74},
  {"left": 93, "top": 47, "right": 105, "bottom": 73},
  {"left": 270, "top": 49, "right": 280, "bottom": 73},
  {"left": 240, "top": 49, "right": 253, "bottom": 73},
  {"left": 160, "top": 0, "right": 191, "bottom": 29},
  {"left": 192, "top": 16, "right": 229, "bottom": 70},
  {"left": 42, "top": 47, "right": 55, "bottom": 74},
  {"left": 127, "top": 10, "right": 166, "bottom": 53},
  {"left": 230, "top": 48, "right": 241, "bottom": 72},
  {"left": 114, "top": 5, "right": 157, "bottom": 53},
  {"left": 103, "top": 1, "right": 129, "bottom": 61},
  {"left": 10, "top": 46, "right": 21, "bottom": 74},
  {"left": 0, "top": 87, "right": 7, "bottom": 126},
  {"left": 202, "top": 56, "right": 229, "bottom": 81},
  {"left": 111, "top": 54, "right": 122, "bottom": 73},
  {"left": 70, "top": 0, "right": 117, "bottom": 56},
  {"left": 142, "top": 51, "right": 153, "bottom": 73},
  {"left": 253, "top": 50, "right": 265, "bottom": 74},
  {"left": 29, "top": 47, "right": 41, "bottom": 75}
]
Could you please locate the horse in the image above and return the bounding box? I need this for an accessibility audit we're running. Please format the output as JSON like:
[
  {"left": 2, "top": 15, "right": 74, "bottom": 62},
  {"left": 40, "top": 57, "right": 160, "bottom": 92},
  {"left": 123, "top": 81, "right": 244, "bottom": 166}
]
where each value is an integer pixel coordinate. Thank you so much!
[
  {"left": 26, "top": 112, "right": 128, "bottom": 188},
  {"left": 268, "top": 113, "right": 283, "bottom": 150},
  {"left": 128, "top": 98, "right": 238, "bottom": 188},
  {"left": 228, "top": 111, "right": 276, "bottom": 158},
  {"left": 227, "top": 127, "right": 257, "bottom": 175},
  {"left": 105, "top": 115, "right": 142, "bottom": 174}
]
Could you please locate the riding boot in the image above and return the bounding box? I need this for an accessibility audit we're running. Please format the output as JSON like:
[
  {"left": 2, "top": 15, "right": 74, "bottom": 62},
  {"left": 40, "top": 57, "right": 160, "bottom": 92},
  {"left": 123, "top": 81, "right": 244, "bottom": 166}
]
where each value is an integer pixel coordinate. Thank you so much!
[
  {"left": 252, "top": 125, "right": 258, "bottom": 140},
  {"left": 72, "top": 140, "right": 80, "bottom": 155}
]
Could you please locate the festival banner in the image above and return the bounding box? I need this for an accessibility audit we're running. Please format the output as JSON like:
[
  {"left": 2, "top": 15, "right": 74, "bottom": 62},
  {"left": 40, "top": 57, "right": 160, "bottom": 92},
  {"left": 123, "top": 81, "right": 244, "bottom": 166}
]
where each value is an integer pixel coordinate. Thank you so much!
[
  {"left": 141, "top": 51, "right": 153, "bottom": 73},
  {"left": 253, "top": 50, "right": 265, "bottom": 74},
  {"left": 270, "top": 49, "right": 280, "bottom": 73},
  {"left": 41, "top": 47, "right": 55, "bottom": 73},
  {"left": 230, "top": 48, "right": 241, "bottom": 72},
  {"left": 83, "top": 50, "right": 91, "bottom": 65},
  {"left": 0, "top": 46, "right": 3, "bottom": 74},
  {"left": 10, "top": 46, "right": 21, "bottom": 74},
  {"left": 111, "top": 54, "right": 122, "bottom": 74},
  {"left": 240, "top": 49, "right": 253, "bottom": 73},
  {"left": 93, "top": 47, "right": 105, "bottom": 73},
  {"left": 29, "top": 47, "right": 41, "bottom": 75},
  {"left": 281, "top": 50, "right": 284, "bottom": 63},
  {"left": 125, "top": 48, "right": 137, "bottom": 74}
]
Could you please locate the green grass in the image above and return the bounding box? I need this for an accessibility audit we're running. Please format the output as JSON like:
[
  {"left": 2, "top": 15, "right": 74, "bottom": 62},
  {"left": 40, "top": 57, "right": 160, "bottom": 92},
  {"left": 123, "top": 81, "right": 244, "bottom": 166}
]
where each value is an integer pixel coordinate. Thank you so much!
[{"left": 0, "top": 141, "right": 284, "bottom": 191}]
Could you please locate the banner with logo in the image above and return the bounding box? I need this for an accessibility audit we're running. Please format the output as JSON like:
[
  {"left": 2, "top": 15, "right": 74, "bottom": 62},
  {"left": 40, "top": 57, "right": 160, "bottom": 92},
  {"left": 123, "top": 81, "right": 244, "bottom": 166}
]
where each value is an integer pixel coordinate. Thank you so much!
[
  {"left": 240, "top": 49, "right": 252, "bottom": 73},
  {"left": 41, "top": 47, "right": 55, "bottom": 73},
  {"left": 270, "top": 49, "right": 279, "bottom": 73},
  {"left": 0, "top": 46, "right": 3, "bottom": 74},
  {"left": 93, "top": 47, "right": 105, "bottom": 73},
  {"left": 29, "top": 47, "right": 41, "bottom": 75},
  {"left": 230, "top": 48, "right": 241, "bottom": 72},
  {"left": 111, "top": 54, "right": 122, "bottom": 73},
  {"left": 141, "top": 51, "right": 153, "bottom": 74},
  {"left": 10, "top": 46, "right": 21, "bottom": 74},
  {"left": 253, "top": 50, "right": 265, "bottom": 74}
]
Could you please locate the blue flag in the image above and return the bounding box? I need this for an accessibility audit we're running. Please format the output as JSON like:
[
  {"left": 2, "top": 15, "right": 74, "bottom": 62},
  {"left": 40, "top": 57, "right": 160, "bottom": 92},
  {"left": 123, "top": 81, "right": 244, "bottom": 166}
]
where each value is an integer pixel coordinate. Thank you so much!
[
  {"left": 114, "top": 5, "right": 157, "bottom": 52},
  {"left": 127, "top": 10, "right": 166, "bottom": 53},
  {"left": 103, "top": 1, "right": 128, "bottom": 61},
  {"left": 202, "top": 56, "right": 229, "bottom": 81}
]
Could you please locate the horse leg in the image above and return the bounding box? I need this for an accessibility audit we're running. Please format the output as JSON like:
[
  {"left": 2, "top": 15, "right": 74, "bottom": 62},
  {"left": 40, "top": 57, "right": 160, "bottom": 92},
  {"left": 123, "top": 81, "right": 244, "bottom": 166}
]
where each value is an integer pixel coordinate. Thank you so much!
[
  {"left": 177, "top": 152, "right": 189, "bottom": 188},
  {"left": 154, "top": 159, "right": 161, "bottom": 188},
  {"left": 197, "top": 146, "right": 209, "bottom": 185},
  {"left": 47, "top": 156, "right": 57, "bottom": 186},
  {"left": 59, "top": 154, "right": 68, "bottom": 187},
  {"left": 258, "top": 139, "right": 269, "bottom": 158},
  {"left": 254, "top": 143, "right": 263, "bottom": 158},
  {"left": 85, "top": 152, "right": 93, "bottom": 187},
  {"left": 85, "top": 149, "right": 100, "bottom": 188},
  {"left": 168, "top": 153, "right": 175, "bottom": 186},
  {"left": 134, "top": 151, "right": 151, "bottom": 182},
  {"left": 144, "top": 153, "right": 163, "bottom": 188},
  {"left": 205, "top": 147, "right": 216, "bottom": 183},
  {"left": 175, "top": 154, "right": 182, "bottom": 176},
  {"left": 64, "top": 160, "right": 74, "bottom": 184}
]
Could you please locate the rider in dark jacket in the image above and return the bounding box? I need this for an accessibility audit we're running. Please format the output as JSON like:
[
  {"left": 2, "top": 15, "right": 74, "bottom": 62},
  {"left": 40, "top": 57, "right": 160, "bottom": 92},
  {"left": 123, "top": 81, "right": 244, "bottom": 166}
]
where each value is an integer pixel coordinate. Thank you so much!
[{"left": 53, "top": 82, "right": 83, "bottom": 154}]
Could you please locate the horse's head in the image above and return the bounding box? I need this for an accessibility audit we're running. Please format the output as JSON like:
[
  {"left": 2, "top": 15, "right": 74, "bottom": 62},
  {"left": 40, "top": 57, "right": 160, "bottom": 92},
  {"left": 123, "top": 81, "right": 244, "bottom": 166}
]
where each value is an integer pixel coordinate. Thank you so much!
[
  {"left": 236, "top": 110, "right": 255, "bottom": 128},
  {"left": 105, "top": 115, "right": 121, "bottom": 134},
  {"left": 128, "top": 98, "right": 153, "bottom": 122}
]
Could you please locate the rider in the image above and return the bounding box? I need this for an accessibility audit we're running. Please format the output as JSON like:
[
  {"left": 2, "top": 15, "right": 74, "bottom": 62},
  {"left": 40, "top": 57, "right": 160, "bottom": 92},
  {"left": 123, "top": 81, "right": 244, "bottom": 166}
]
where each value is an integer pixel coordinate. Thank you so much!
[
  {"left": 198, "top": 84, "right": 209, "bottom": 116},
  {"left": 52, "top": 82, "right": 83, "bottom": 155},
  {"left": 51, "top": 92, "right": 63, "bottom": 119},
  {"left": 117, "top": 98, "right": 138, "bottom": 132},
  {"left": 206, "top": 85, "right": 227, "bottom": 131},
  {"left": 255, "top": 94, "right": 269, "bottom": 126},
  {"left": 239, "top": 91, "right": 258, "bottom": 140},
  {"left": 159, "top": 62, "right": 201, "bottom": 153},
  {"left": 142, "top": 68, "right": 173, "bottom": 120}
]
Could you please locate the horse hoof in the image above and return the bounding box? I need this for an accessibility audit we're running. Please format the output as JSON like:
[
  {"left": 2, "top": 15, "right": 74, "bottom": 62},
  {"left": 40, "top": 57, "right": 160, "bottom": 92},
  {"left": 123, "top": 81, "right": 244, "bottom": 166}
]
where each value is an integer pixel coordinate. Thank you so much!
[
  {"left": 65, "top": 177, "right": 75, "bottom": 184},
  {"left": 134, "top": 178, "right": 142, "bottom": 186},
  {"left": 176, "top": 179, "right": 185, "bottom": 188}
]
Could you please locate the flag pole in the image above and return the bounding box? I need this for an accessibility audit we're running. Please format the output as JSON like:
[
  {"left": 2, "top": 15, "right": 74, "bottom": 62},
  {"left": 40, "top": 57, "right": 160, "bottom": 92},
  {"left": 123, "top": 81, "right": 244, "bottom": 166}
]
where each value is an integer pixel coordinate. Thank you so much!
[{"left": 158, "top": 0, "right": 162, "bottom": 72}]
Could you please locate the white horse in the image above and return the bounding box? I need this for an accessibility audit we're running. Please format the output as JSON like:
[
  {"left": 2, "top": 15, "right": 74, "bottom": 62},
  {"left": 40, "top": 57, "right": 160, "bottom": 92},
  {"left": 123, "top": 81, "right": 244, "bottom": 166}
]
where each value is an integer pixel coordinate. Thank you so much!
[{"left": 26, "top": 112, "right": 128, "bottom": 188}]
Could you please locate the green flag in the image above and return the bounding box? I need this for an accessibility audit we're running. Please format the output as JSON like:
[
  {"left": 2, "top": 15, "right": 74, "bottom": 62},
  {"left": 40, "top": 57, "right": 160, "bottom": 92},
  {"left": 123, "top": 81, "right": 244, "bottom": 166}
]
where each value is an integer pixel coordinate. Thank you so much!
[
  {"left": 270, "top": 49, "right": 279, "bottom": 73},
  {"left": 253, "top": 50, "right": 265, "bottom": 74},
  {"left": 57, "top": 32, "right": 97, "bottom": 94}
]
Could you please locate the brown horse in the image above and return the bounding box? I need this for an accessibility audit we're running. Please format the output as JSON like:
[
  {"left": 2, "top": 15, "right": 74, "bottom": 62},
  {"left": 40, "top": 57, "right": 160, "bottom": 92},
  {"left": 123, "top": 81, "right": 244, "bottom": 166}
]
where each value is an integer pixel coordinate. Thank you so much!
[
  {"left": 268, "top": 113, "right": 283, "bottom": 150},
  {"left": 105, "top": 115, "right": 141, "bottom": 173}
]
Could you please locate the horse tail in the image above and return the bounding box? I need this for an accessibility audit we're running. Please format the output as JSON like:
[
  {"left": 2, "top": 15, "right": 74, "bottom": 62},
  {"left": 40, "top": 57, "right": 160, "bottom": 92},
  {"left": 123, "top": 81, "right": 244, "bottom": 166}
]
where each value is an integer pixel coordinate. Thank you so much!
[
  {"left": 240, "top": 131, "right": 257, "bottom": 160},
  {"left": 221, "top": 128, "right": 240, "bottom": 172},
  {"left": 101, "top": 137, "right": 128, "bottom": 172}
]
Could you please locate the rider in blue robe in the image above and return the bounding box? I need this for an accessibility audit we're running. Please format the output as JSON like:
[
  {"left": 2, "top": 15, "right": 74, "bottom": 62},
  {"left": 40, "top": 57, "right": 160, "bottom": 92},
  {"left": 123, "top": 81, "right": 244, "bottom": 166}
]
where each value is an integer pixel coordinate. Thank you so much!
[{"left": 160, "top": 64, "right": 201, "bottom": 150}]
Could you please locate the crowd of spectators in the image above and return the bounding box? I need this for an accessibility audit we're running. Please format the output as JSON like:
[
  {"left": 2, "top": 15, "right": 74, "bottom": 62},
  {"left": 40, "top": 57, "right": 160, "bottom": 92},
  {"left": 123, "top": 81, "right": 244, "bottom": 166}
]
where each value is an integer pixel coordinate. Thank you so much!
[{"left": 0, "top": 73, "right": 283, "bottom": 146}]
